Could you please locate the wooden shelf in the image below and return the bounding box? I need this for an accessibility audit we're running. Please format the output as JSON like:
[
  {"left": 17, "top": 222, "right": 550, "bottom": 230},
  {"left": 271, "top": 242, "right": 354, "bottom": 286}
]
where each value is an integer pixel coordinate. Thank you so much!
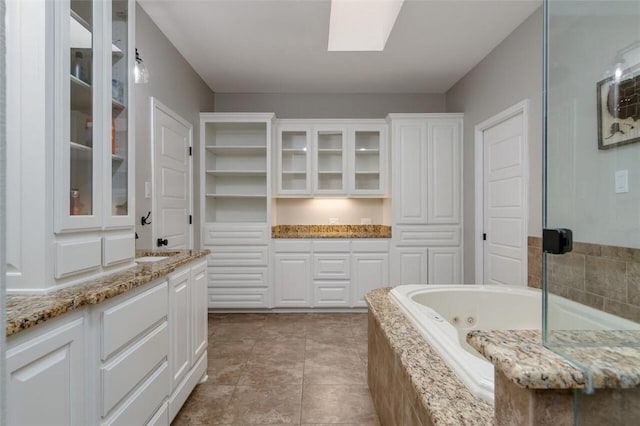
[
  {"left": 282, "top": 171, "right": 306, "bottom": 175},
  {"left": 281, "top": 148, "right": 307, "bottom": 153},
  {"left": 355, "top": 149, "right": 380, "bottom": 154},
  {"left": 206, "top": 170, "right": 266, "bottom": 176},
  {"left": 206, "top": 194, "right": 267, "bottom": 198},
  {"left": 206, "top": 146, "right": 267, "bottom": 156},
  {"left": 355, "top": 171, "right": 380, "bottom": 175},
  {"left": 317, "top": 171, "right": 343, "bottom": 175},
  {"left": 318, "top": 149, "right": 343, "bottom": 153}
]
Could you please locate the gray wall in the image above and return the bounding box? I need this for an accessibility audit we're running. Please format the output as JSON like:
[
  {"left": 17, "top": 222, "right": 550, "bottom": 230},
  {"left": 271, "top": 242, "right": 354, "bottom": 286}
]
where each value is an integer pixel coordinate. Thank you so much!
[
  {"left": 215, "top": 93, "right": 446, "bottom": 118},
  {"left": 135, "top": 4, "right": 215, "bottom": 249},
  {"left": 445, "top": 7, "right": 543, "bottom": 283}
]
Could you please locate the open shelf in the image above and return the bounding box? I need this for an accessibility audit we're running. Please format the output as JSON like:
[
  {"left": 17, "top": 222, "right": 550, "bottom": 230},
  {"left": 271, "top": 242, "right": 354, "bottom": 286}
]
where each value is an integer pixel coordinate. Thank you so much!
[
  {"left": 206, "top": 146, "right": 266, "bottom": 155},
  {"left": 206, "top": 170, "right": 266, "bottom": 176},
  {"left": 206, "top": 194, "right": 266, "bottom": 198},
  {"left": 70, "top": 141, "right": 92, "bottom": 152}
]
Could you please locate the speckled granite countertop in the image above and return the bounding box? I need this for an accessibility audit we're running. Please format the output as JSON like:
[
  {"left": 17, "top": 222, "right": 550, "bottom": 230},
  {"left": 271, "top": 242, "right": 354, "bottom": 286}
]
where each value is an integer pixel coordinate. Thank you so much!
[
  {"left": 467, "top": 329, "right": 640, "bottom": 390},
  {"left": 6, "top": 249, "right": 209, "bottom": 337},
  {"left": 366, "top": 288, "right": 493, "bottom": 426},
  {"left": 272, "top": 224, "right": 391, "bottom": 238}
]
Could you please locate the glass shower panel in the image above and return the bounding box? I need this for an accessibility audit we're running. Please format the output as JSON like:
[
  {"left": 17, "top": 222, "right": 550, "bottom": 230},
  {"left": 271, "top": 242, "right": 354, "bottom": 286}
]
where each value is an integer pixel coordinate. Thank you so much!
[{"left": 544, "top": 0, "right": 640, "bottom": 423}]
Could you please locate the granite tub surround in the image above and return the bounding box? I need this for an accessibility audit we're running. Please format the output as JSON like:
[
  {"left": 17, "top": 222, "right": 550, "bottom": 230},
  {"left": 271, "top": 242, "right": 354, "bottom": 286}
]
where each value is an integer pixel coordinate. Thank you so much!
[
  {"left": 272, "top": 224, "right": 391, "bottom": 239},
  {"left": 468, "top": 329, "right": 640, "bottom": 389},
  {"left": 6, "top": 249, "right": 209, "bottom": 336},
  {"left": 366, "top": 288, "right": 493, "bottom": 426}
]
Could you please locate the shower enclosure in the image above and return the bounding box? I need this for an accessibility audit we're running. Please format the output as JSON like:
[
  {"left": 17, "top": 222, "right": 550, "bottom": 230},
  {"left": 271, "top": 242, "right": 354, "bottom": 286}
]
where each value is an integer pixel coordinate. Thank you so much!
[{"left": 544, "top": 0, "right": 640, "bottom": 422}]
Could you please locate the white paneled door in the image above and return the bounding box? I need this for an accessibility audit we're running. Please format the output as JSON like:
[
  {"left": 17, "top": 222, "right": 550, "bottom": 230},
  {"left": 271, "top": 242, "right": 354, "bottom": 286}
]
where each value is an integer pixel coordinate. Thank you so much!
[
  {"left": 153, "top": 99, "right": 193, "bottom": 249},
  {"left": 482, "top": 108, "right": 527, "bottom": 286}
]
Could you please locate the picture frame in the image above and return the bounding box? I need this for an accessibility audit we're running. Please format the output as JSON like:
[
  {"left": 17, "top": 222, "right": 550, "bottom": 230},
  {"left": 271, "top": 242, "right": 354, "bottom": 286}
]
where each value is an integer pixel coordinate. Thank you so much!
[{"left": 596, "top": 64, "right": 640, "bottom": 150}]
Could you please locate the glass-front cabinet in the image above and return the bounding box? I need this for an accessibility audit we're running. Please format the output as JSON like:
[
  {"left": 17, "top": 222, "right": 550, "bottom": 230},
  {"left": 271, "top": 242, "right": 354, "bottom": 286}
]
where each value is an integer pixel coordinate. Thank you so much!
[
  {"left": 277, "top": 125, "right": 312, "bottom": 195},
  {"left": 313, "top": 126, "right": 347, "bottom": 195},
  {"left": 350, "top": 125, "right": 387, "bottom": 196},
  {"left": 56, "top": 0, "right": 133, "bottom": 232}
]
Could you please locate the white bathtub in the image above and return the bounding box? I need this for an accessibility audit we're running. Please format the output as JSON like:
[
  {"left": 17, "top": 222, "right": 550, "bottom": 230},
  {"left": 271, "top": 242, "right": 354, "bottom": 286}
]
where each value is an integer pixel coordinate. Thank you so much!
[{"left": 390, "top": 285, "right": 640, "bottom": 403}]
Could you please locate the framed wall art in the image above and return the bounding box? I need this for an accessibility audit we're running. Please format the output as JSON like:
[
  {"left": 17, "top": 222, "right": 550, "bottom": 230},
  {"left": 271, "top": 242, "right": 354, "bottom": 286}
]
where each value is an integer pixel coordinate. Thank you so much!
[{"left": 597, "top": 64, "right": 640, "bottom": 150}]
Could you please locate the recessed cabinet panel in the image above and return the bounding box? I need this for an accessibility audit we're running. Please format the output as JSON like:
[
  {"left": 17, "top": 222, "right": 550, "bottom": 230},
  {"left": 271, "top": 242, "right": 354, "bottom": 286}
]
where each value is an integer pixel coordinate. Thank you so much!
[
  {"left": 428, "top": 247, "right": 461, "bottom": 284},
  {"left": 102, "top": 281, "right": 168, "bottom": 360},
  {"left": 274, "top": 253, "right": 312, "bottom": 307},
  {"left": 428, "top": 121, "right": 461, "bottom": 224},
  {"left": 393, "top": 122, "right": 428, "bottom": 223},
  {"left": 207, "top": 246, "right": 268, "bottom": 266},
  {"left": 55, "top": 237, "right": 102, "bottom": 278},
  {"left": 313, "top": 281, "right": 350, "bottom": 307},
  {"left": 352, "top": 253, "right": 389, "bottom": 308},
  {"left": 190, "top": 261, "right": 208, "bottom": 362},
  {"left": 392, "top": 247, "right": 428, "bottom": 286},
  {"left": 102, "top": 233, "right": 135, "bottom": 266},
  {"left": 313, "top": 254, "right": 350, "bottom": 279},
  {"left": 169, "top": 269, "right": 190, "bottom": 391}
]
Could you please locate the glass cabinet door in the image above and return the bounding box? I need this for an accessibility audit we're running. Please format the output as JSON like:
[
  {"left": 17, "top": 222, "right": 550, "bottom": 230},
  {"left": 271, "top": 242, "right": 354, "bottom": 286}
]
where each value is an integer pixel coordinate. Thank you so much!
[
  {"left": 350, "top": 126, "right": 387, "bottom": 195},
  {"left": 279, "top": 127, "right": 311, "bottom": 194},
  {"left": 108, "top": 0, "right": 131, "bottom": 224},
  {"left": 69, "top": 0, "right": 96, "bottom": 220},
  {"left": 314, "top": 127, "right": 347, "bottom": 194}
]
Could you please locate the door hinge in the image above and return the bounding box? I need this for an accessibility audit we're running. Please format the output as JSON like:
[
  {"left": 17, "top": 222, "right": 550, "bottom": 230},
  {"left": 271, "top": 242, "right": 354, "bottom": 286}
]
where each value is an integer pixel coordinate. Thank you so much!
[
  {"left": 483, "top": 233, "right": 487, "bottom": 241},
  {"left": 189, "top": 215, "right": 193, "bottom": 225},
  {"left": 188, "top": 146, "right": 192, "bottom": 156}
]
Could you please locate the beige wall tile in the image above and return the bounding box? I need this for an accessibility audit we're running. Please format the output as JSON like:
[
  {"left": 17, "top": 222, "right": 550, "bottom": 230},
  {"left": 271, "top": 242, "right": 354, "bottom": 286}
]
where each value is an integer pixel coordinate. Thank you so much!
[{"left": 585, "top": 257, "right": 627, "bottom": 302}]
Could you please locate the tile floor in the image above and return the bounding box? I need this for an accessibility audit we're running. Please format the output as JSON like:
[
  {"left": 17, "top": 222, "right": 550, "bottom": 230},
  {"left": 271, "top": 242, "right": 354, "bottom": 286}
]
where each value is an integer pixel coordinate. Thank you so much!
[{"left": 172, "top": 313, "right": 379, "bottom": 426}]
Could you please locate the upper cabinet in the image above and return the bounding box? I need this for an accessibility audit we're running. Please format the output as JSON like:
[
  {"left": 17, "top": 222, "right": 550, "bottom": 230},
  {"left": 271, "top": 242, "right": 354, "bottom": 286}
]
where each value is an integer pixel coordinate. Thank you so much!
[
  {"left": 7, "top": 0, "right": 135, "bottom": 292},
  {"left": 55, "top": 0, "right": 134, "bottom": 232},
  {"left": 275, "top": 120, "right": 388, "bottom": 198}
]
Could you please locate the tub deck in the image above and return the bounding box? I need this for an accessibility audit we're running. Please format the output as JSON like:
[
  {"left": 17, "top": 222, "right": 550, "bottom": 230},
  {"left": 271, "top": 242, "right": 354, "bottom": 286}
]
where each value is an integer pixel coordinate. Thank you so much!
[{"left": 366, "top": 287, "right": 493, "bottom": 426}]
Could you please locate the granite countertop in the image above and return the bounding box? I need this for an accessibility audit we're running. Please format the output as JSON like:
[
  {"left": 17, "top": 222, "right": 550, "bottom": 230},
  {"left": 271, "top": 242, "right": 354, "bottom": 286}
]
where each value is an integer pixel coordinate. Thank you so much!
[
  {"left": 467, "top": 329, "right": 640, "bottom": 390},
  {"left": 6, "top": 249, "right": 209, "bottom": 337},
  {"left": 366, "top": 288, "right": 493, "bottom": 426},
  {"left": 272, "top": 224, "right": 391, "bottom": 239}
]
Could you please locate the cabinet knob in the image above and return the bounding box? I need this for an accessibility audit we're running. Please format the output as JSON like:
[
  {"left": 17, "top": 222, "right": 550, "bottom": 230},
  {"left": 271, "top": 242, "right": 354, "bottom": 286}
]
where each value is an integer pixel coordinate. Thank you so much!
[{"left": 157, "top": 238, "right": 168, "bottom": 247}]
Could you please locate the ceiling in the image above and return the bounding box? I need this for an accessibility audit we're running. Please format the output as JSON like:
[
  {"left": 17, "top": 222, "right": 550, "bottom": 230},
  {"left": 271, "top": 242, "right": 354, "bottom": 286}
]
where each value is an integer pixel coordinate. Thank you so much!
[{"left": 138, "top": 0, "right": 541, "bottom": 94}]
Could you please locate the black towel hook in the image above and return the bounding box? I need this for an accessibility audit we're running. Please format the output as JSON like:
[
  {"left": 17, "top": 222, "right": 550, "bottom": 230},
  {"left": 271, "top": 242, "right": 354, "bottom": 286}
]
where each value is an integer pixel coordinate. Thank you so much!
[{"left": 141, "top": 211, "right": 151, "bottom": 226}]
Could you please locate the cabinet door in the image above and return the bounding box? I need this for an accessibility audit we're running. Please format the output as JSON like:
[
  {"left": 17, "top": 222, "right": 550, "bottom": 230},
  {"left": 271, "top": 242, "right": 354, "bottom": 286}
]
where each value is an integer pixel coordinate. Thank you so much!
[
  {"left": 55, "top": 0, "right": 104, "bottom": 232},
  {"left": 428, "top": 247, "right": 462, "bottom": 284},
  {"left": 277, "top": 125, "right": 311, "bottom": 195},
  {"left": 391, "top": 247, "right": 428, "bottom": 286},
  {"left": 104, "top": 0, "right": 134, "bottom": 228},
  {"left": 313, "top": 126, "right": 347, "bottom": 195},
  {"left": 392, "top": 120, "right": 428, "bottom": 223},
  {"left": 169, "top": 268, "right": 190, "bottom": 391},
  {"left": 7, "top": 317, "right": 85, "bottom": 426},
  {"left": 190, "top": 261, "right": 208, "bottom": 363},
  {"left": 349, "top": 125, "right": 388, "bottom": 196},
  {"left": 427, "top": 119, "right": 462, "bottom": 224},
  {"left": 274, "top": 253, "right": 312, "bottom": 307},
  {"left": 351, "top": 253, "right": 389, "bottom": 307}
]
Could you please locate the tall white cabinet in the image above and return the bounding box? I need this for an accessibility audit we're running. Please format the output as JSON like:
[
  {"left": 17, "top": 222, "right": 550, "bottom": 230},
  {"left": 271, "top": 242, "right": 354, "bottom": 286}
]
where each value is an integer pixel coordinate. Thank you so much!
[
  {"left": 200, "top": 113, "right": 275, "bottom": 308},
  {"left": 389, "top": 114, "right": 463, "bottom": 285},
  {"left": 7, "top": 0, "right": 136, "bottom": 292}
]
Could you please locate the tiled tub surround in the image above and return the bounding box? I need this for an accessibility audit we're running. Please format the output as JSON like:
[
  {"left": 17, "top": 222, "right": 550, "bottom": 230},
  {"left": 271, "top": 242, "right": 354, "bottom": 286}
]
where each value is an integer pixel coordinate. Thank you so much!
[
  {"left": 272, "top": 224, "right": 392, "bottom": 239},
  {"left": 5, "top": 249, "right": 209, "bottom": 336},
  {"left": 528, "top": 236, "right": 640, "bottom": 323},
  {"left": 366, "top": 288, "right": 493, "bottom": 426}
]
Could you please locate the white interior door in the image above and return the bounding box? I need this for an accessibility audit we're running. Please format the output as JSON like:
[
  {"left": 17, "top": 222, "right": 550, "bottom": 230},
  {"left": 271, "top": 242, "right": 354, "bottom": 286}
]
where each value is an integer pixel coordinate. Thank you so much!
[
  {"left": 152, "top": 99, "right": 192, "bottom": 249},
  {"left": 482, "top": 109, "right": 527, "bottom": 286}
]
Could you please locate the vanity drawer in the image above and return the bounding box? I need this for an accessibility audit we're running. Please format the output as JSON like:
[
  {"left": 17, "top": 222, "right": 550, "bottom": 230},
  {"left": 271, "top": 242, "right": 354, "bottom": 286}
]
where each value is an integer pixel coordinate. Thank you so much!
[
  {"left": 312, "top": 240, "right": 350, "bottom": 252},
  {"left": 207, "top": 246, "right": 268, "bottom": 266},
  {"left": 273, "top": 240, "right": 312, "bottom": 252},
  {"left": 393, "top": 225, "right": 460, "bottom": 246},
  {"left": 313, "top": 281, "right": 350, "bottom": 307},
  {"left": 208, "top": 267, "right": 268, "bottom": 288},
  {"left": 208, "top": 288, "right": 270, "bottom": 308},
  {"left": 101, "top": 322, "right": 168, "bottom": 417},
  {"left": 313, "top": 254, "right": 350, "bottom": 279},
  {"left": 101, "top": 281, "right": 168, "bottom": 361},
  {"left": 203, "top": 223, "right": 269, "bottom": 245}
]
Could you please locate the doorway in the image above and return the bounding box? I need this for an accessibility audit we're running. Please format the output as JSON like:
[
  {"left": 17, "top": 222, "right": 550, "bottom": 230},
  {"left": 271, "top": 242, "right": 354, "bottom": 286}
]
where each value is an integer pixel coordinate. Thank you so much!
[
  {"left": 474, "top": 100, "right": 529, "bottom": 285},
  {"left": 151, "top": 98, "right": 193, "bottom": 249}
]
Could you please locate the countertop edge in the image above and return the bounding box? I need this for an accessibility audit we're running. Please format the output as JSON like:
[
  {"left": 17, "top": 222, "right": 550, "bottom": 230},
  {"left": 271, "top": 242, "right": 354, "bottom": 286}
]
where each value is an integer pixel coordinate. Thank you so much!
[{"left": 6, "top": 249, "right": 209, "bottom": 337}]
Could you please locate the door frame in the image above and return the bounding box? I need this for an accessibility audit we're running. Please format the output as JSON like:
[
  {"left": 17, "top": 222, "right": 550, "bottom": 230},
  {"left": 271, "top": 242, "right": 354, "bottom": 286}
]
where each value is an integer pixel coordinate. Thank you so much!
[
  {"left": 150, "top": 97, "right": 194, "bottom": 249},
  {"left": 474, "top": 99, "right": 529, "bottom": 285}
]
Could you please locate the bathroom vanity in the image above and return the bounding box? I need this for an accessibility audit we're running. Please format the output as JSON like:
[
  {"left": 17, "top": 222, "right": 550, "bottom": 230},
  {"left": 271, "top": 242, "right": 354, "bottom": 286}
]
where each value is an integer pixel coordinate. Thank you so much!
[{"left": 5, "top": 250, "right": 209, "bottom": 426}]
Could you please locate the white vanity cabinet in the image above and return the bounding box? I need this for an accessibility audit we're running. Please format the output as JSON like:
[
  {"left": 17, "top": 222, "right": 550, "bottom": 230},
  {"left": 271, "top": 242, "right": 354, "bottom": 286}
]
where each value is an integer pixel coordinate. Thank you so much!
[
  {"left": 389, "top": 114, "right": 463, "bottom": 285},
  {"left": 275, "top": 120, "right": 388, "bottom": 197},
  {"left": 6, "top": 313, "right": 86, "bottom": 426},
  {"left": 7, "top": 0, "right": 136, "bottom": 292},
  {"left": 6, "top": 259, "right": 208, "bottom": 426},
  {"left": 273, "top": 239, "right": 389, "bottom": 308}
]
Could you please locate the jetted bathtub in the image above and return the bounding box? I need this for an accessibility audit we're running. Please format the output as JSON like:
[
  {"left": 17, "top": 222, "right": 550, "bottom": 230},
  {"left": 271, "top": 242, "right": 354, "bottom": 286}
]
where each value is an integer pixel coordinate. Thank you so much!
[{"left": 390, "top": 285, "right": 640, "bottom": 403}]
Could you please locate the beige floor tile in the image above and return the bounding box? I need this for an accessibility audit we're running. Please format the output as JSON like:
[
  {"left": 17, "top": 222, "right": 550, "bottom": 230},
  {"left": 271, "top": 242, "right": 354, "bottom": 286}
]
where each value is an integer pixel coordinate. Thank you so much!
[
  {"left": 207, "top": 358, "right": 247, "bottom": 385},
  {"left": 303, "top": 351, "right": 366, "bottom": 385},
  {"left": 224, "top": 384, "right": 303, "bottom": 424},
  {"left": 301, "top": 384, "right": 379, "bottom": 425},
  {"left": 171, "top": 384, "right": 235, "bottom": 425},
  {"left": 210, "top": 322, "right": 266, "bottom": 341},
  {"left": 238, "top": 358, "right": 305, "bottom": 386},
  {"left": 208, "top": 339, "right": 256, "bottom": 360}
]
